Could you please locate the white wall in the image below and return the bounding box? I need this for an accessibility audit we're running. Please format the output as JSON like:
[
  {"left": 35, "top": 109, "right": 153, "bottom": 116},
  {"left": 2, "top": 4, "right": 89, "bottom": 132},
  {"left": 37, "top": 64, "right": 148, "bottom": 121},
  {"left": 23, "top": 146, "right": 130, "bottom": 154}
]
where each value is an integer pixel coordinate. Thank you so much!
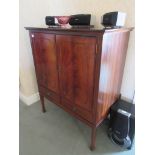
[
  {"left": 19, "top": 0, "right": 135, "bottom": 103},
  {"left": 19, "top": 0, "right": 51, "bottom": 96}
]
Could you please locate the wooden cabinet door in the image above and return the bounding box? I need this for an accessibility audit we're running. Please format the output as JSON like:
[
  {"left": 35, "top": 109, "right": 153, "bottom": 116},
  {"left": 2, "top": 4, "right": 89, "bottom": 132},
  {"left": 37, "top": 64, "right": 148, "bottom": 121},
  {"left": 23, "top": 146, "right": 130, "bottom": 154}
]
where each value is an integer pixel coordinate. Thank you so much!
[
  {"left": 56, "top": 35, "right": 96, "bottom": 113},
  {"left": 31, "top": 32, "right": 59, "bottom": 94}
]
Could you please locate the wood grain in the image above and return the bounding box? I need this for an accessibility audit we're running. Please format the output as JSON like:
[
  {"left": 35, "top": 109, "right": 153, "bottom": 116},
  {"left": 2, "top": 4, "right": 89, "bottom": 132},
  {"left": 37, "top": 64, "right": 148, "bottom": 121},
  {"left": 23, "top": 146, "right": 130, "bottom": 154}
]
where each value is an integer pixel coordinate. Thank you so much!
[
  {"left": 97, "top": 30, "right": 130, "bottom": 123},
  {"left": 26, "top": 27, "right": 132, "bottom": 150},
  {"left": 56, "top": 35, "right": 96, "bottom": 121},
  {"left": 31, "top": 33, "right": 59, "bottom": 93}
]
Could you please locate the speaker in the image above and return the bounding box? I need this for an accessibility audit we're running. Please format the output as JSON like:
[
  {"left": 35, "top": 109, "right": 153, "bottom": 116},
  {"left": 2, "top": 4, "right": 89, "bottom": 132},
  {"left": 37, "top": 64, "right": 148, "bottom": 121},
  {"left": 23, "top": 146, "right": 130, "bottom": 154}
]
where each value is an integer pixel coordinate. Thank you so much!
[
  {"left": 101, "top": 12, "right": 126, "bottom": 28},
  {"left": 108, "top": 99, "right": 135, "bottom": 150},
  {"left": 69, "top": 14, "right": 91, "bottom": 26},
  {"left": 45, "top": 16, "right": 56, "bottom": 26}
]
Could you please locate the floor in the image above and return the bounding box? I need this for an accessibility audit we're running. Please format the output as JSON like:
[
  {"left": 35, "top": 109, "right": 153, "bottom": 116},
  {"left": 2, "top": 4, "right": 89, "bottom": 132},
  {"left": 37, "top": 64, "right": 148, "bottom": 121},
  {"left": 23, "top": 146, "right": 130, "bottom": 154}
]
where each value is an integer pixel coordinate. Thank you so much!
[{"left": 19, "top": 99, "right": 135, "bottom": 155}]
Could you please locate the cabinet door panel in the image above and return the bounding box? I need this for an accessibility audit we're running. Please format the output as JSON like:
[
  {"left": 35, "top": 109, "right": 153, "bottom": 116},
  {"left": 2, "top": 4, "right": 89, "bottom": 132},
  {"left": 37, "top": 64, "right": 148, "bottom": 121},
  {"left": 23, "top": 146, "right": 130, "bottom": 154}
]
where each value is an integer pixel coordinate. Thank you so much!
[
  {"left": 57, "top": 36, "right": 74, "bottom": 102},
  {"left": 56, "top": 35, "right": 96, "bottom": 112},
  {"left": 73, "top": 40, "right": 96, "bottom": 111},
  {"left": 31, "top": 33, "right": 59, "bottom": 93}
]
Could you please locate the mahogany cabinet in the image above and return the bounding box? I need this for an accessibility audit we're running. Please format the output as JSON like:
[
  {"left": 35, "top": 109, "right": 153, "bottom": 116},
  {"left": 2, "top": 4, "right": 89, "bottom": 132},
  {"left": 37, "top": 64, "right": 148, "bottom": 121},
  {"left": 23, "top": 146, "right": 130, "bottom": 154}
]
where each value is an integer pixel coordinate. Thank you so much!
[{"left": 26, "top": 27, "right": 133, "bottom": 150}]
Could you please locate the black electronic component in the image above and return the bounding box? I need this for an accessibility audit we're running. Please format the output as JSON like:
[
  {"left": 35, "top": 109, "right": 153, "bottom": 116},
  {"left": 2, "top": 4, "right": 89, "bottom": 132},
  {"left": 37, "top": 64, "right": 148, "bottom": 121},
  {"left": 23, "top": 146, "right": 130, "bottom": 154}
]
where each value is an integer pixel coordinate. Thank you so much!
[
  {"left": 108, "top": 99, "right": 135, "bottom": 150},
  {"left": 45, "top": 16, "right": 56, "bottom": 26},
  {"left": 69, "top": 14, "right": 91, "bottom": 26},
  {"left": 101, "top": 12, "right": 126, "bottom": 28}
]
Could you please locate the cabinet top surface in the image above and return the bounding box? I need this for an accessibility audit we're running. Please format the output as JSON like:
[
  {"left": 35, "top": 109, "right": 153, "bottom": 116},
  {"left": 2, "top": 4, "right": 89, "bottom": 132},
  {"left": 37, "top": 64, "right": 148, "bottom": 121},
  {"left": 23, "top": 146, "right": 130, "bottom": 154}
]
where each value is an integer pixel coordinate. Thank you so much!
[{"left": 25, "top": 26, "right": 133, "bottom": 34}]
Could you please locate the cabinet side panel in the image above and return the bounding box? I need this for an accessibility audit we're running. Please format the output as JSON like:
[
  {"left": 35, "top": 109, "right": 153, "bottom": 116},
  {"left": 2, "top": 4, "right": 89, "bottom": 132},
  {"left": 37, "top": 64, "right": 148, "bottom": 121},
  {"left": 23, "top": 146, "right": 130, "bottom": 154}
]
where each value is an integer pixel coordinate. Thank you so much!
[{"left": 97, "top": 31, "right": 130, "bottom": 122}]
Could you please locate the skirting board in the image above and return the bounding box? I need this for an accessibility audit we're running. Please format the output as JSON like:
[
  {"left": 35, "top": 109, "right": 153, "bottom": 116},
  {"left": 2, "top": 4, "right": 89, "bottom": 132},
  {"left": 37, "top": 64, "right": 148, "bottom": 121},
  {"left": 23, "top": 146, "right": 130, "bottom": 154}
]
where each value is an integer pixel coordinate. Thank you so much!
[
  {"left": 19, "top": 91, "right": 40, "bottom": 106},
  {"left": 19, "top": 91, "right": 134, "bottom": 106},
  {"left": 121, "top": 96, "right": 134, "bottom": 104}
]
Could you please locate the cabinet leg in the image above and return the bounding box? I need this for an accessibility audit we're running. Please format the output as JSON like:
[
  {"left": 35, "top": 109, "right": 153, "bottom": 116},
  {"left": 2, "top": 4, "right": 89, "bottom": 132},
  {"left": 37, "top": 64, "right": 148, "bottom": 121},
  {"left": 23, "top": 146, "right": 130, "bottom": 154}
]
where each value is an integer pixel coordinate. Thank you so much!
[
  {"left": 90, "top": 126, "right": 96, "bottom": 151},
  {"left": 40, "top": 94, "right": 46, "bottom": 113},
  {"left": 118, "top": 94, "right": 121, "bottom": 99}
]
